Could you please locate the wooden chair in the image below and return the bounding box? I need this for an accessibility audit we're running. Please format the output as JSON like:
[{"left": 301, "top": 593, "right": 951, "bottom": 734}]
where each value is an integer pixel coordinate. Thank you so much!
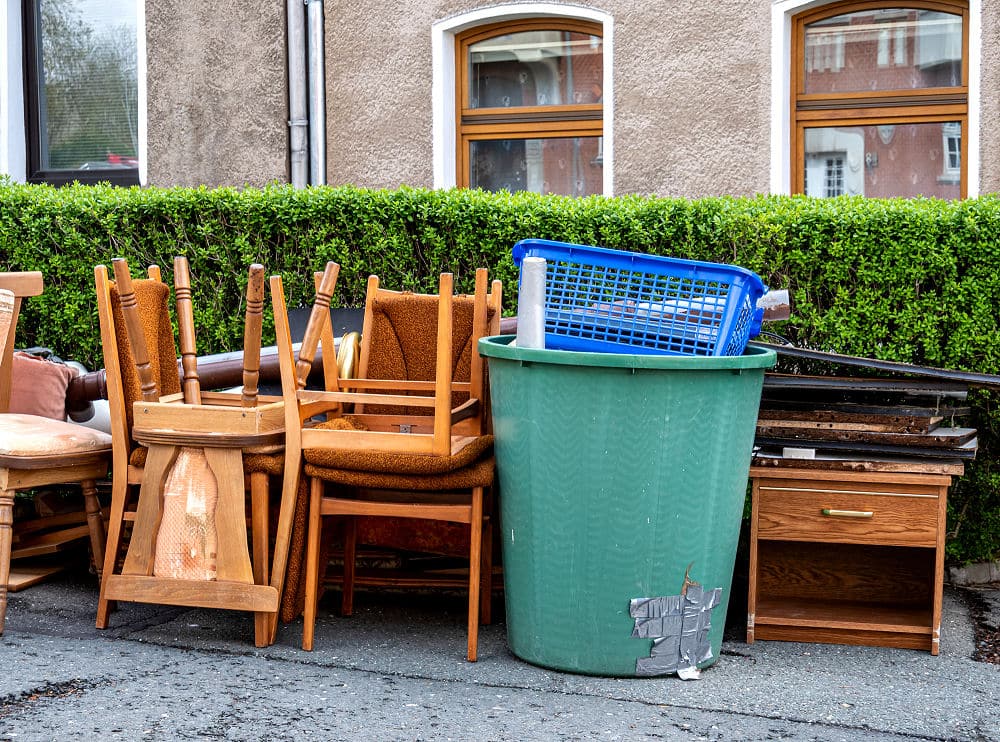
[
  {"left": 0, "top": 272, "right": 112, "bottom": 634},
  {"left": 94, "top": 258, "right": 286, "bottom": 646},
  {"left": 272, "top": 268, "right": 501, "bottom": 661}
]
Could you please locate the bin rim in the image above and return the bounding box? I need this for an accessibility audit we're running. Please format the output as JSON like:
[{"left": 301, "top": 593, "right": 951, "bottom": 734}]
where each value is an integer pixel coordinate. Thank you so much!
[{"left": 479, "top": 335, "right": 777, "bottom": 370}]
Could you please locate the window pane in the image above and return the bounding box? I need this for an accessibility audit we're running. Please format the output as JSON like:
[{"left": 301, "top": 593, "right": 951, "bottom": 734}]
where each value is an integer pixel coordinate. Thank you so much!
[
  {"left": 803, "top": 9, "right": 962, "bottom": 94},
  {"left": 467, "top": 31, "right": 602, "bottom": 109},
  {"left": 803, "top": 123, "right": 961, "bottom": 199},
  {"left": 34, "top": 0, "right": 138, "bottom": 171},
  {"left": 469, "top": 137, "right": 603, "bottom": 196}
]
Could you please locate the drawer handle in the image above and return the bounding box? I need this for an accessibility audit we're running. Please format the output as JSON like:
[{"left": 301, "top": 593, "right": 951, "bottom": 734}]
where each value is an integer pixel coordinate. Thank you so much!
[{"left": 822, "top": 508, "right": 874, "bottom": 519}]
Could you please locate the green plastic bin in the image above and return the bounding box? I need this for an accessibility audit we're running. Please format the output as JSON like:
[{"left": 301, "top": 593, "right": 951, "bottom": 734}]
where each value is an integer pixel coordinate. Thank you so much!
[{"left": 478, "top": 336, "right": 776, "bottom": 677}]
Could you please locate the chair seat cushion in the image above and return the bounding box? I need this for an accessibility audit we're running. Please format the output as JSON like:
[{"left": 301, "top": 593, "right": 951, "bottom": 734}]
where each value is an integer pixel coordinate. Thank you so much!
[
  {"left": 305, "top": 454, "right": 495, "bottom": 491},
  {"left": 303, "top": 423, "right": 493, "bottom": 475},
  {"left": 130, "top": 445, "right": 284, "bottom": 476},
  {"left": 0, "top": 413, "right": 112, "bottom": 457}
]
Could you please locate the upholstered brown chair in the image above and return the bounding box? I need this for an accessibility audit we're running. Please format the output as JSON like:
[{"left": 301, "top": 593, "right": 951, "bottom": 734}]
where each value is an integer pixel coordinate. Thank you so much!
[
  {"left": 272, "top": 268, "right": 501, "bottom": 661},
  {"left": 0, "top": 272, "right": 112, "bottom": 635}
]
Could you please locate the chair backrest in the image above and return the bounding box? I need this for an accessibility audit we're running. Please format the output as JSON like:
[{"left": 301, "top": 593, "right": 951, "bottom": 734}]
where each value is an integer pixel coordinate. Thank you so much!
[
  {"left": 95, "top": 262, "right": 181, "bottom": 458},
  {"left": 0, "top": 272, "right": 44, "bottom": 412},
  {"left": 357, "top": 274, "right": 498, "bottom": 415},
  {"left": 277, "top": 266, "right": 501, "bottom": 457}
]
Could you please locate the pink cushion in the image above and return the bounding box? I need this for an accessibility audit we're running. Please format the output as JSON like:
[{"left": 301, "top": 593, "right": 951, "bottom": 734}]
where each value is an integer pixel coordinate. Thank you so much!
[
  {"left": 9, "top": 352, "right": 77, "bottom": 420},
  {"left": 0, "top": 413, "right": 112, "bottom": 457}
]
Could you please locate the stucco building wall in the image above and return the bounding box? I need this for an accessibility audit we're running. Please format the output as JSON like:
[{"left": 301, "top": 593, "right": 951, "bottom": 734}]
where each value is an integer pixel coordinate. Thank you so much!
[
  {"left": 978, "top": 8, "right": 1000, "bottom": 195},
  {"left": 143, "top": 1, "right": 997, "bottom": 198},
  {"left": 322, "top": 1, "right": 771, "bottom": 197},
  {"left": 145, "top": 0, "right": 288, "bottom": 187}
]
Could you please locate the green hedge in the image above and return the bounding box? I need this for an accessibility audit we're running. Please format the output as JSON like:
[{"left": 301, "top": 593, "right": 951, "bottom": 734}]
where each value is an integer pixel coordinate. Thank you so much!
[{"left": 1, "top": 181, "right": 999, "bottom": 564}]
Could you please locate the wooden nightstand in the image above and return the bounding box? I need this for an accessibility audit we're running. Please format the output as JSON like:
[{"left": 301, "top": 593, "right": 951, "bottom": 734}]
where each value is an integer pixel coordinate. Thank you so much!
[{"left": 747, "top": 467, "right": 950, "bottom": 654}]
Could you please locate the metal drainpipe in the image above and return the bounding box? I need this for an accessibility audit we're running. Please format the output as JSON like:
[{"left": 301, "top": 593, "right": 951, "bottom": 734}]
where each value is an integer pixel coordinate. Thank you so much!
[
  {"left": 305, "top": 0, "right": 326, "bottom": 185},
  {"left": 287, "top": 0, "right": 308, "bottom": 187}
]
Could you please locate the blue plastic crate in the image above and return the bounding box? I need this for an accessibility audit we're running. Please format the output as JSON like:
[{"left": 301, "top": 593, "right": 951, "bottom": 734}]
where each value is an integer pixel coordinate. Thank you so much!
[{"left": 513, "top": 239, "right": 766, "bottom": 356}]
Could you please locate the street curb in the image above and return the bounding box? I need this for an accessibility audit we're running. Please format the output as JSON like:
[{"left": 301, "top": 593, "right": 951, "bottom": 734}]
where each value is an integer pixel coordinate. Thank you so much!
[{"left": 949, "top": 560, "right": 1000, "bottom": 586}]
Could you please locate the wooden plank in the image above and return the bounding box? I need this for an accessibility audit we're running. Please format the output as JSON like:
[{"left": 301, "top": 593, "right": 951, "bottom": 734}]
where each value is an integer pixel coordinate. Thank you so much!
[
  {"left": 758, "top": 398, "right": 969, "bottom": 419},
  {"left": 755, "top": 425, "right": 977, "bottom": 447},
  {"left": 757, "top": 343, "right": 1000, "bottom": 389},
  {"left": 0, "top": 272, "right": 43, "bottom": 298},
  {"left": 752, "top": 624, "right": 933, "bottom": 651},
  {"left": 10, "top": 524, "right": 89, "bottom": 558},
  {"left": 763, "top": 374, "right": 969, "bottom": 398},
  {"left": 132, "top": 399, "right": 284, "bottom": 436},
  {"left": 13, "top": 511, "right": 87, "bottom": 538},
  {"left": 6, "top": 563, "right": 65, "bottom": 592},
  {"left": 756, "top": 417, "right": 941, "bottom": 434},
  {"left": 122, "top": 444, "right": 178, "bottom": 575},
  {"left": 203, "top": 447, "right": 254, "bottom": 584},
  {"left": 751, "top": 452, "right": 965, "bottom": 476},
  {"left": 754, "top": 435, "right": 978, "bottom": 459},
  {"left": 102, "top": 575, "right": 278, "bottom": 612}
]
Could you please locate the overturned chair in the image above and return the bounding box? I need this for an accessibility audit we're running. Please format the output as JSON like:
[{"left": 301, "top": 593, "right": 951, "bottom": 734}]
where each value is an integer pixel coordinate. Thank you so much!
[{"left": 94, "top": 257, "right": 290, "bottom": 646}]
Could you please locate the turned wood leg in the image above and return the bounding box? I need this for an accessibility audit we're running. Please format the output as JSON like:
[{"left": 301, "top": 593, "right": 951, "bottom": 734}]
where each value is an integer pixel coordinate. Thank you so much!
[
  {"left": 81, "top": 479, "right": 106, "bottom": 582},
  {"left": 0, "top": 487, "right": 14, "bottom": 635},
  {"left": 341, "top": 517, "right": 357, "bottom": 617},
  {"left": 467, "top": 486, "right": 483, "bottom": 662}
]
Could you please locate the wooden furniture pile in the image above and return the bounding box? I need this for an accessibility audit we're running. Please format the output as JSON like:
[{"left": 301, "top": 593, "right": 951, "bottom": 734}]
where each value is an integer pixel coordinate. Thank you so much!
[
  {"left": 746, "top": 344, "right": 999, "bottom": 655},
  {"left": 94, "top": 258, "right": 289, "bottom": 646}
]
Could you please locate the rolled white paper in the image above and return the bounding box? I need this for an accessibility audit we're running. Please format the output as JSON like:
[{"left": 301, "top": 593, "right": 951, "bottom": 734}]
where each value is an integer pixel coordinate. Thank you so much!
[{"left": 516, "top": 257, "right": 547, "bottom": 349}]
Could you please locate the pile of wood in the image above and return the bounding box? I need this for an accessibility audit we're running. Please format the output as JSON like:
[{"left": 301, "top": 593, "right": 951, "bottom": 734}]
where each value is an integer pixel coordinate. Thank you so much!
[
  {"left": 753, "top": 374, "right": 975, "bottom": 475},
  {"left": 749, "top": 342, "right": 1000, "bottom": 476}
]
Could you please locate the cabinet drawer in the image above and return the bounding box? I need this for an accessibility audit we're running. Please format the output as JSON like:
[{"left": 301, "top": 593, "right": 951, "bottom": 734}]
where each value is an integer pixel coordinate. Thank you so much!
[{"left": 756, "top": 485, "right": 939, "bottom": 547}]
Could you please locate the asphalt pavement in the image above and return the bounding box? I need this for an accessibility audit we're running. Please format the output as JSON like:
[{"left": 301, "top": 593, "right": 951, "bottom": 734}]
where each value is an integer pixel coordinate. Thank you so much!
[{"left": 1, "top": 564, "right": 998, "bottom": 741}]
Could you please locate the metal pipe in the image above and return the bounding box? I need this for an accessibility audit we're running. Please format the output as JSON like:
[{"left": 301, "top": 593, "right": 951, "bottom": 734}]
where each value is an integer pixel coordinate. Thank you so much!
[
  {"left": 287, "top": 0, "right": 308, "bottom": 188},
  {"left": 305, "top": 0, "right": 326, "bottom": 185}
]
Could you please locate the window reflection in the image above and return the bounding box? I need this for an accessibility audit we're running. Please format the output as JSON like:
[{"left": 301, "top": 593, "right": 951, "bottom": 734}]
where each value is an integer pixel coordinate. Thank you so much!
[
  {"left": 470, "top": 137, "right": 603, "bottom": 196},
  {"left": 468, "top": 31, "right": 602, "bottom": 109},
  {"left": 804, "top": 122, "right": 961, "bottom": 199},
  {"left": 804, "top": 9, "right": 962, "bottom": 94}
]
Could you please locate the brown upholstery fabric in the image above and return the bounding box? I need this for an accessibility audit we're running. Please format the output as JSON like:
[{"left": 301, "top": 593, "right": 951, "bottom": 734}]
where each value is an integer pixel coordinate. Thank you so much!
[
  {"left": 109, "top": 279, "right": 181, "bottom": 434},
  {"left": 129, "top": 445, "right": 147, "bottom": 467},
  {"left": 243, "top": 451, "right": 284, "bottom": 475},
  {"left": 306, "top": 454, "right": 495, "bottom": 491},
  {"left": 133, "top": 445, "right": 283, "bottom": 475},
  {"left": 362, "top": 291, "right": 495, "bottom": 414},
  {"left": 304, "top": 433, "right": 493, "bottom": 475}
]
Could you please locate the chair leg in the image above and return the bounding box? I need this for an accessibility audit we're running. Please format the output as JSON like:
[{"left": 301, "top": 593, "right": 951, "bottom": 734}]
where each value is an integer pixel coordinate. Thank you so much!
[
  {"left": 96, "top": 476, "right": 131, "bottom": 628},
  {"left": 341, "top": 517, "right": 357, "bottom": 617},
  {"left": 81, "top": 479, "right": 106, "bottom": 581},
  {"left": 466, "top": 486, "right": 484, "bottom": 662},
  {"left": 480, "top": 511, "right": 493, "bottom": 627},
  {"left": 302, "top": 477, "right": 323, "bottom": 651},
  {"left": 250, "top": 471, "right": 271, "bottom": 648},
  {"left": 0, "top": 487, "right": 13, "bottom": 635}
]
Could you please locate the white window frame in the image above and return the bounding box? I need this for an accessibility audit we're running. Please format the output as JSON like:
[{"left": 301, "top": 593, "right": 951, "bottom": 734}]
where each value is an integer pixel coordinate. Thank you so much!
[
  {"left": 770, "top": 0, "right": 981, "bottom": 197},
  {"left": 0, "top": 0, "right": 148, "bottom": 185},
  {"left": 432, "top": 4, "right": 613, "bottom": 195}
]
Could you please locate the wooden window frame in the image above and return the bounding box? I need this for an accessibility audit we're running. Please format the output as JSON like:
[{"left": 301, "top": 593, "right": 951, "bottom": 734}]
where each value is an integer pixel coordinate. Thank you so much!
[
  {"left": 21, "top": 0, "right": 140, "bottom": 186},
  {"left": 790, "top": 0, "right": 969, "bottom": 197},
  {"left": 455, "top": 18, "right": 603, "bottom": 190}
]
